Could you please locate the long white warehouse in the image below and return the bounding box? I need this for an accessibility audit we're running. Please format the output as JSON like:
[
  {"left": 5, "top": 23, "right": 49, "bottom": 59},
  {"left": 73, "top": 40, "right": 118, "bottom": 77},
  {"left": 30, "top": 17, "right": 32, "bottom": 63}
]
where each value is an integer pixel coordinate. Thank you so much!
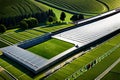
[{"left": 53, "top": 11, "right": 120, "bottom": 47}]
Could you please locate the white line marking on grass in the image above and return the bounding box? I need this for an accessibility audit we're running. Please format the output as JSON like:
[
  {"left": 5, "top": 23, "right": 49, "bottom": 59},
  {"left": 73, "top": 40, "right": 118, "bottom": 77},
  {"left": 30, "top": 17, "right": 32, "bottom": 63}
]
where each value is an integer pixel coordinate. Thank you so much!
[{"left": 95, "top": 57, "right": 120, "bottom": 80}]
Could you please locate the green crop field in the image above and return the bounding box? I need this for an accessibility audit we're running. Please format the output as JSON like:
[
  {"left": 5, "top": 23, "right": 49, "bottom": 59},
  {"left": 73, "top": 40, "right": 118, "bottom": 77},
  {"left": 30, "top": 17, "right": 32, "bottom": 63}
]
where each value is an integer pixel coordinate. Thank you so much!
[
  {"left": 46, "top": 34, "right": 120, "bottom": 80},
  {"left": 100, "top": 0, "right": 120, "bottom": 10},
  {"left": 0, "top": 0, "right": 48, "bottom": 18},
  {"left": 27, "top": 38, "right": 74, "bottom": 59},
  {"left": 38, "top": 0, "right": 108, "bottom": 15},
  {"left": 102, "top": 62, "right": 120, "bottom": 80}
]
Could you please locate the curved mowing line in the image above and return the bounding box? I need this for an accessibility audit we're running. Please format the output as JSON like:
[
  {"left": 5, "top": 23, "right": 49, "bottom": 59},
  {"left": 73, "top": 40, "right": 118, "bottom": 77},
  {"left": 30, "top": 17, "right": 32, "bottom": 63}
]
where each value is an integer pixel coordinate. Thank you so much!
[
  {"left": 15, "top": 4, "right": 24, "bottom": 17},
  {"left": 37, "top": 0, "right": 98, "bottom": 16},
  {"left": 18, "top": 3, "right": 28, "bottom": 15},
  {"left": 96, "top": 0, "right": 110, "bottom": 11}
]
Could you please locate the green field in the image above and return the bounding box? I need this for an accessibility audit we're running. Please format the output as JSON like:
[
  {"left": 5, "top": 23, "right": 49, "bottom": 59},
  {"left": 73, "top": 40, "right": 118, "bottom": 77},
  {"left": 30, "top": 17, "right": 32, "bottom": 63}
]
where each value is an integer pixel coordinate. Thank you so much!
[
  {"left": 0, "top": 55, "right": 33, "bottom": 80},
  {"left": 100, "top": 0, "right": 120, "bottom": 10},
  {"left": 102, "top": 62, "right": 120, "bottom": 80},
  {"left": 76, "top": 47, "right": 120, "bottom": 80},
  {"left": 46, "top": 34, "right": 120, "bottom": 80},
  {"left": 36, "top": 0, "right": 73, "bottom": 22},
  {"left": 27, "top": 38, "right": 74, "bottom": 59},
  {"left": 0, "top": 29, "right": 44, "bottom": 45},
  {"left": 0, "top": 23, "right": 74, "bottom": 48},
  {"left": 38, "top": 0, "right": 108, "bottom": 15},
  {"left": 34, "top": 23, "right": 74, "bottom": 33},
  {"left": 0, "top": 67, "right": 17, "bottom": 80},
  {"left": 0, "top": 41, "right": 8, "bottom": 48},
  {"left": 0, "top": 0, "right": 48, "bottom": 18}
]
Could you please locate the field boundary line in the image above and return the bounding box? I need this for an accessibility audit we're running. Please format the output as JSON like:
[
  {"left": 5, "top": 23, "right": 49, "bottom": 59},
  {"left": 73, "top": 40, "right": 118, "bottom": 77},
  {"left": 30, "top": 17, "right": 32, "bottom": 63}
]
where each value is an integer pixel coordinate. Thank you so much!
[{"left": 95, "top": 57, "right": 120, "bottom": 80}]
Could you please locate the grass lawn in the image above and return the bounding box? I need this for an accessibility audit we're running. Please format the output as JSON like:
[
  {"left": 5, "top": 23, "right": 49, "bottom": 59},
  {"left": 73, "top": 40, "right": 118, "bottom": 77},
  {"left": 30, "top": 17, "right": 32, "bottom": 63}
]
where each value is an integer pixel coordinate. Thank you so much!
[
  {"left": 0, "top": 29, "right": 45, "bottom": 45},
  {"left": 76, "top": 47, "right": 120, "bottom": 80},
  {"left": 27, "top": 38, "right": 74, "bottom": 59},
  {"left": 35, "top": 23, "right": 74, "bottom": 33},
  {"left": 0, "top": 55, "right": 33, "bottom": 80},
  {"left": 102, "top": 62, "right": 120, "bottom": 80},
  {"left": 46, "top": 34, "right": 120, "bottom": 80}
]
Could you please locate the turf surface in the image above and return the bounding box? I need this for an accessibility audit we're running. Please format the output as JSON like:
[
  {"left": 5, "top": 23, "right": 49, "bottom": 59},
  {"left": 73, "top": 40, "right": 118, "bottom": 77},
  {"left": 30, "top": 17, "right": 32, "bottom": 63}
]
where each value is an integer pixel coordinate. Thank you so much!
[
  {"left": 0, "top": 55, "right": 33, "bottom": 80},
  {"left": 102, "top": 62, "right": 120, "bottom": 80},
  {"left": 76, "top": 47, "right": 120, "bottom": 80},
  {"left": 27, "top": 39, "right": 74, "bottom": 59},
  {"left": 34, "top": 23, "right": 74, "bottom": 33}
]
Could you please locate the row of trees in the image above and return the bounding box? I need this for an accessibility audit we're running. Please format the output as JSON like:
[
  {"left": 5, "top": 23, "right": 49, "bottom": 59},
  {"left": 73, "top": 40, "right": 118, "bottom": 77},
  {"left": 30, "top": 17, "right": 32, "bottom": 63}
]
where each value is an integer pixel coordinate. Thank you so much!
[
  {"left": 47, "top": 11, "right": 84, "bottom": 23},
  {"left": 0, "top": 9, "right": 84, "bottom": 33}
]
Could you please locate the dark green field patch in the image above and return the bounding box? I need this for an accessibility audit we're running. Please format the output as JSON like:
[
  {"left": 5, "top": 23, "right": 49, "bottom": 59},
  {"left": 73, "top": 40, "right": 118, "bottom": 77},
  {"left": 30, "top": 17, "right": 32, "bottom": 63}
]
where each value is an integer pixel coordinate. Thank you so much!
[
  {"left": 27, "top": 39, "right": 74, "bottom": 59},
  {"left": 0, "top": 41, "right": 8, "bottom": 48}
]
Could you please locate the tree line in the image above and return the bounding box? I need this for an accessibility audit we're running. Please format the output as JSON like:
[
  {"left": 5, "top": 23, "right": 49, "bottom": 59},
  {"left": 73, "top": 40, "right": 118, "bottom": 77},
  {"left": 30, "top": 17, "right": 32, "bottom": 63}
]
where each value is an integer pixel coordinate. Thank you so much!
[{"left": 0, "top": 9, "right": 84, "bottom": 33}]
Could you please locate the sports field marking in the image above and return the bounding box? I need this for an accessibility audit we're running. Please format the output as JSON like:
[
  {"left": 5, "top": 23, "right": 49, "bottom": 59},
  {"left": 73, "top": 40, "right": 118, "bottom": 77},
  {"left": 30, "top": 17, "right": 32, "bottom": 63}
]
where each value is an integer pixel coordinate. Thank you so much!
[
  {"left": 0, "top": 38, "right": 13, "bottom": 45},
  {"left": 95, "top": 57, "right": 120, "bottom": 80}
]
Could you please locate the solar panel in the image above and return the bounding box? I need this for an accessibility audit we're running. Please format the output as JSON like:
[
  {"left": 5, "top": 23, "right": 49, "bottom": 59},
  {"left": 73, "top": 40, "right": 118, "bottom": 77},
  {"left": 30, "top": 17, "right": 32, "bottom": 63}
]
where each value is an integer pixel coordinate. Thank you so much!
[{"left": 2, "top": 46, "right": 47, "bottom": 73}]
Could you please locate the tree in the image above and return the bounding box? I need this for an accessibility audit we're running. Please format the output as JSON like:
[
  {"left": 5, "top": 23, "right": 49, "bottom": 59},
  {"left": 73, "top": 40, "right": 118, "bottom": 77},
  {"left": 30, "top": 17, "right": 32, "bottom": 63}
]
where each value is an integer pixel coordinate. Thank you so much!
[
  {"left": 47, "top": 9, "right": 57, "bottom": 22},
  {"left": 47, "top": 9, "right": 56, "bottom": 17},
  {"left": 70, "top": 14, "right": 84, "bottom": 21},
  {"left": 29, "top": 17, "right": 38, "bottom": 27},
  {"left": 19, "top": 21, "right": 28, "bottom": 30},
  {"left": 0, "top": 24, "right": 7, "bottom": 33},
  {"left": 70, "top": 14, "right": 78, "bottom": 21},
  {"left": 78, "top": 14, "right": 84, "bottom": 20},
  {"left": 60, "top": 12, "right": 66, "bottom": 21},
  {"left": 23, "top": 17, "right": 38, "bottom": 28},
  {"left": 48, "top": 16, "right": 54, "bottom": 23}
]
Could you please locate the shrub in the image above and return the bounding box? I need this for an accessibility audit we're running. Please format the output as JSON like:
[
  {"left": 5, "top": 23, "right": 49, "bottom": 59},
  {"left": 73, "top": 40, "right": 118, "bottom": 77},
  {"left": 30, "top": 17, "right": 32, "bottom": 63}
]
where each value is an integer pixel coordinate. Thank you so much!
[
  {"left": 0, "top": 24, "right": 7, "bottom": 33},
  {"left": 19, "top": 21, "right": 28, "bottom": 30}
]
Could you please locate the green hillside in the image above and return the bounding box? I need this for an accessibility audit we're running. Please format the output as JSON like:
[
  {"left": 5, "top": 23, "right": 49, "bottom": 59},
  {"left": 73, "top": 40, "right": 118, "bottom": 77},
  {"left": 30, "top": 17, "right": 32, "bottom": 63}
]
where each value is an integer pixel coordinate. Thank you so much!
[
  {"left": 100, "top": 0, "right": 120, "bottom": 10},
  {"left": 37, "top": 0, "right": 108, "bottom": 15},
  {"left": 38, "top": 0, "right": 120, "bottom": 15},
  {"left": 0, "top": 0, "right": 48, "bottom": 18}
]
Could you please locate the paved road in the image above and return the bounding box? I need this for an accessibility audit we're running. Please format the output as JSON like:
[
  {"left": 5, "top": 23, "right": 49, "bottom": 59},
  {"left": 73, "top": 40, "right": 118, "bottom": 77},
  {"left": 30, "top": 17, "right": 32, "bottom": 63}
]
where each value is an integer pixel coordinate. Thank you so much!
[{"left": 95, "top": 57, "right": 120, "bottom": 80}]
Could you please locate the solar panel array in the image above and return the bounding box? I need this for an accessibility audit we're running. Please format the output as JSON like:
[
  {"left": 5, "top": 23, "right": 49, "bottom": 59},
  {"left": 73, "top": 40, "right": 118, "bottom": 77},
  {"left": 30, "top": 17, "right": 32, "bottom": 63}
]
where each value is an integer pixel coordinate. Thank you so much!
[
  {"left": 2, "top": 46, "right": 47, "bottom": 73},
  {"left": 53, "top": 12, "right": 120, "bottom": 46}
]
